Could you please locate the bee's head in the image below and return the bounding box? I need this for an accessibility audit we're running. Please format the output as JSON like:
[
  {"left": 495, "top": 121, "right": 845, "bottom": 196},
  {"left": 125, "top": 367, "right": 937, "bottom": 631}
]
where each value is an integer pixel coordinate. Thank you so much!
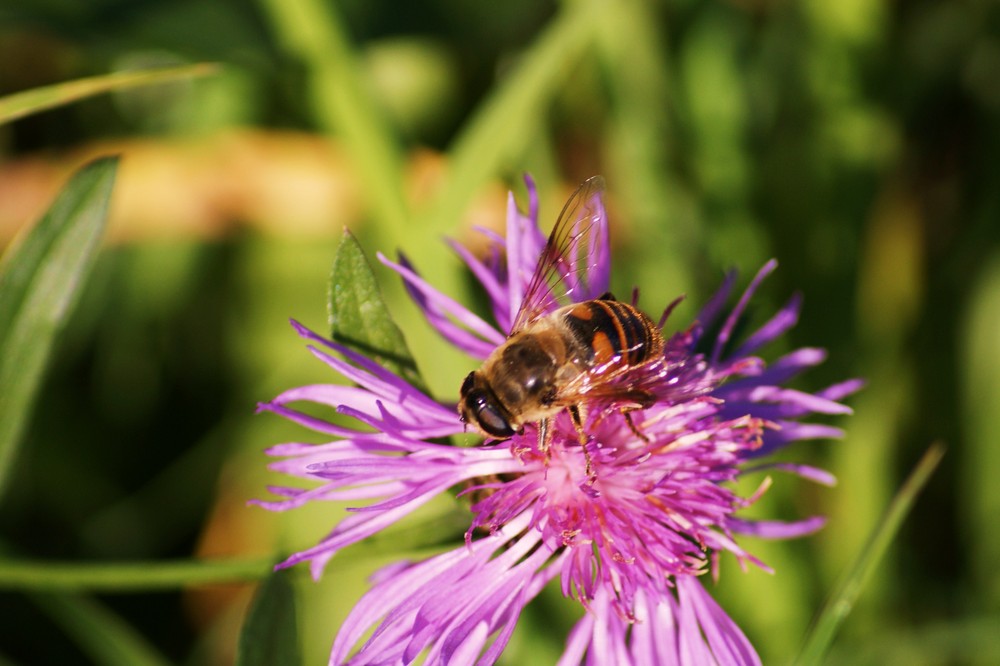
[{"left": 458, "top": 371, "right": 516, "bottom": 439}]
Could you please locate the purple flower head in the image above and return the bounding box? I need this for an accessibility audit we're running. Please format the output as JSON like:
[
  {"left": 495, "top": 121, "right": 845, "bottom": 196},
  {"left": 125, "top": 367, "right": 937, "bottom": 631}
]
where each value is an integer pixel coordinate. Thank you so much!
[{"left": 254, "top": 176, "right": 860, "bottom": 665}]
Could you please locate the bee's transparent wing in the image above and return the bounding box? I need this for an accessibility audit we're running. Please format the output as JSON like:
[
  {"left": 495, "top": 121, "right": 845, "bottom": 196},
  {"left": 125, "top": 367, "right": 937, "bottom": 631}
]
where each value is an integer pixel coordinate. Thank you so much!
[
  {"left": 554, "top": 350, "right": 713, "bottom": 412},
  {"left": 510, "top": 176, "right": 610, "bottom": 333}
]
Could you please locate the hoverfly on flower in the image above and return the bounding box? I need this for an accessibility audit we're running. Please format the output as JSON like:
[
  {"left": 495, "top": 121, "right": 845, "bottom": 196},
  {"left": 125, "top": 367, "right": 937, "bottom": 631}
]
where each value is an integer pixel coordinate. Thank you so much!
[{"left": 459, "top": 177, "right": 702, "bottom": 477}]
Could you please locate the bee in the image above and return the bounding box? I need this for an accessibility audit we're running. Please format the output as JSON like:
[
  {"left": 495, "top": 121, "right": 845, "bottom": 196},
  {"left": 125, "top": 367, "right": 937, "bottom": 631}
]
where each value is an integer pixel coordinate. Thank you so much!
[{"left": 458, "top": 176, "right": 667, "bottom": 463}]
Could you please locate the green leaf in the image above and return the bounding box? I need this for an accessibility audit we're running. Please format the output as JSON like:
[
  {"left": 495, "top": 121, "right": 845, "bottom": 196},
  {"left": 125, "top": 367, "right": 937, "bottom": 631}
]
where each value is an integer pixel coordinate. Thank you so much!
[
  {"left": 0, "top": 64, "right": 217, "bottom": 125},
  {"left": 236, "top": 569, "right": 302, "bottom": 666},
  {"left": 795, "top": 442, "right": 946, "bottom": 664},
  {"left": 328, "top": 229, "right": 424, "bottom": 390},
  {"left": 0, "top": 157, "right": 119, "bottom": 499}
]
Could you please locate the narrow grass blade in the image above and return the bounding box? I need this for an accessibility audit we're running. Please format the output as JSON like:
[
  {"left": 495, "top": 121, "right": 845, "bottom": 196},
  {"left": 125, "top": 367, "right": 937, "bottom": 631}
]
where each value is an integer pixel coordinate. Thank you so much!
[
  {"left": 795, "top": 442, "right": 946, "bottom": 664},
  {"left": 0, "top": 158, "right": 118, "bottom": 499},
  {"left": 0, "top": 557, "right": 273, "bottom": 591},
  {"left": 31, "top": 593, "right": 172, "bottom": 666},
  {"left": 257, "top": 0, "right": 409, "bottom": 238},
  {"left": 424, "top": 0, "right": 599, "bottom": 237},
  {"left": 0, "top": 64, "right": 217, "bottom": 125},
  {"left": 236, "top": 569, "right": 301, "bottom": 666},
  {"left": 328, "top": 229, "right": 424, "bottom": 390}
]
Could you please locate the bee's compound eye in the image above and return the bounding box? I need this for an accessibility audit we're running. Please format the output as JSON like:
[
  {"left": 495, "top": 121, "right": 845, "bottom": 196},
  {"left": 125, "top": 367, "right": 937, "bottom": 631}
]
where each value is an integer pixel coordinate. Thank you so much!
[
  {"left": 467, "top": 390, "right": 515, "bottom": 439},
  {"left": 476, "top": 403, "right": 515, "bottom": 439}
]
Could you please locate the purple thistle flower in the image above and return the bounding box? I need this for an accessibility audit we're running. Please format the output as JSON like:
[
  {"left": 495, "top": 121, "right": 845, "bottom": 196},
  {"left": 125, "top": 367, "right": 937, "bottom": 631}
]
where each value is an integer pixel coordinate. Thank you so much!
[{"left": 254, "top": 176, "right": 860, "bottom": 665}]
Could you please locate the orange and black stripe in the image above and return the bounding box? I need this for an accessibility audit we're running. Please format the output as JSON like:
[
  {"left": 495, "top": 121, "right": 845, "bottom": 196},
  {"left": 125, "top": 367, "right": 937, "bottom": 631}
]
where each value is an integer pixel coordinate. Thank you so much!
[{"left": 562, "top": 299, "right": 662, "bottom": 367}]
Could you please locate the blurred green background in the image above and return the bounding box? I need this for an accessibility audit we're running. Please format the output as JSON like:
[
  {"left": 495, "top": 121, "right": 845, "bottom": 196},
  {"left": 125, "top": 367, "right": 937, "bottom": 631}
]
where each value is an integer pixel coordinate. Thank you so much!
[{"left": 1, "top": 0, "right": 999, "bottom": 663}]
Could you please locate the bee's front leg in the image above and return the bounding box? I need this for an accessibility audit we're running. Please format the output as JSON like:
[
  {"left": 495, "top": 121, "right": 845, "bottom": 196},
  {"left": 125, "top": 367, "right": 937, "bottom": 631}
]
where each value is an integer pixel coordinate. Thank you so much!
[
  {"left": 537, "top": 417, "right": 552, "bottom": 464},
  {"left": 567, "top": 404, "right": 596, "bottom": 482}
]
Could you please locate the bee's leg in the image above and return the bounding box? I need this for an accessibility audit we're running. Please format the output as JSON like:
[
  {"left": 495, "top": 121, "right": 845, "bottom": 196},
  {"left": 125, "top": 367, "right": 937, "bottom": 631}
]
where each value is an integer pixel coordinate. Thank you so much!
[
  {"left": 538, "top": 417, "right": 553, "bottom": 463},
  {"left": 619, "top": 391, "right": 655, "bottom": 444},
  {"left": 622, "top": 408, "right": 650, "bottom": 443},
  {"left": 568, "top": 404, "right": 596, "bottom": 481}
]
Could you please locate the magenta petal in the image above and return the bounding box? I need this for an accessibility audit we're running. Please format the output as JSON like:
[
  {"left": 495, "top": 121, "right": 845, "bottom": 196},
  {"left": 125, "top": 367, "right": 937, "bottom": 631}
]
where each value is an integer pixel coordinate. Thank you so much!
[
  {"left": 448, "top": 238, "right": 511, "bottom": 333},
  {"left": 257, "top": 401, "right": 356, "bottom": 437},
  {"left": 677, "top": 577, "right": 761, "bottom": 666},
  {"left": 559, "top": 582, "right": 761, "bottom": 665},
  {"left": 745, "top": 386, "right": 854, "bottom": 414},
  {"left": 744, "top": 461, "right": 837, "bottom": 486},
  {"left": 331, "top": 523, "right": 559, "bottom": 665},
  {"left": 380, "top": 253, "right": 505, "bottom": 356},
  {"left": 558, "top": 613, "right": 594, "bottom": 666},
  {"left": 724, "top": 347, "right": 826, "bottom": 390},
  {"left": 696, "top": 269, "right": 738, "bottom": 333},
  {"left": 505, "top": 180, "right": 547, "bottom": 328},
  {"left": 675, "top": 582, "right": 717, "bottom": 665},
  {"left": 281, "top": 478, "right": 456, "bottom": 578},
  {"left": 634, "top": 589, "right": 679, "bottom": 664},
  {"left": 712, "top": 259, "right": 778, "bottom": 364},
  {"left": 819, "top": 378, "right": 866, "bottom": 401},
  {"left": 330, "top": 550, "right": 475, "bottom": 664},
  {"left": 777, "top": 422, "right": 846, "bottom": 441},
  {"left": 727, "top": 515, "right": 828, "bottom": 539},
  {"left": 732, "top": 292, "right": 802, "bottom": 358}
]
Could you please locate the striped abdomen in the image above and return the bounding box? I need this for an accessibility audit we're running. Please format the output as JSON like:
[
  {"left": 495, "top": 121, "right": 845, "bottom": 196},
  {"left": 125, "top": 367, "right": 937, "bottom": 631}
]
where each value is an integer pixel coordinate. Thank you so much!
[{"left": 560, "top": 299, "right": 664, "bottom": 368}]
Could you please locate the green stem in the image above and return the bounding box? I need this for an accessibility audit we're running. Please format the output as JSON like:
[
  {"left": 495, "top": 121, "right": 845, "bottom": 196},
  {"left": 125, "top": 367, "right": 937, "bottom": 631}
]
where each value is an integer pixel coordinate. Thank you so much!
[{"left": 0, "top": 557, "right": 274, "bottom": 591}]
